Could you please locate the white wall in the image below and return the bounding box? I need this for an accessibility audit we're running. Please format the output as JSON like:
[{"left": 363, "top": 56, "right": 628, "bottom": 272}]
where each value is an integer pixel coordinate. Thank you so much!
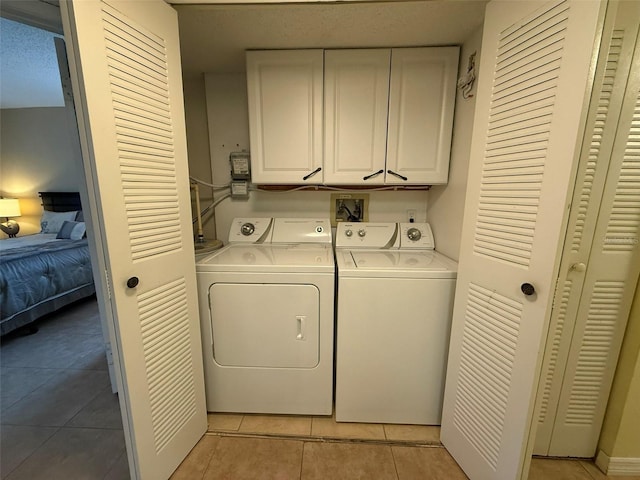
[
  {"left": 183, "top": 75, "right": 217, "bottom": 240},
  {"left": 427, "top": 27, "right": 483, "bottom": 261},
  {"left": 204, "top": 72, "right": 428, "bottom": 244},
  {"left": 0, "top": 107, "right": 83, "bottom": 236}
]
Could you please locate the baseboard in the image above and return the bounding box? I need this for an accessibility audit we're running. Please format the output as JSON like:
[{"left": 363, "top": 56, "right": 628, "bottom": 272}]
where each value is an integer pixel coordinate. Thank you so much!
[{"left": 596, "top": 450, "right": 640, "bottom": 475}]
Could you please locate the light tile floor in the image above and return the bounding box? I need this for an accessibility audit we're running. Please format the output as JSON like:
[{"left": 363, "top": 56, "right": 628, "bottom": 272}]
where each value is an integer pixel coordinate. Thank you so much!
[
  {"left": 4, "top": 298, "right": 639, "bottom": 480},
  {"left": 178, "top": 415, "right": 640, "bottom": 480}
]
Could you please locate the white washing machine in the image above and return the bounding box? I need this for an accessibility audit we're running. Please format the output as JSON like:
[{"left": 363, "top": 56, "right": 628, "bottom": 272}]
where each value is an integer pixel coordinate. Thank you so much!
[
  {"left": 196, "top": 218, "right": 335, "bottom": 415},
  {"left": 335, "top": 222, "right": 457, "bottom": 425}
]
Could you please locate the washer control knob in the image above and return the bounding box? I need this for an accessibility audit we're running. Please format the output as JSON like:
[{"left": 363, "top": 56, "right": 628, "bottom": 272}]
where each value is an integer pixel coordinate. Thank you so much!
[
  {"left": 241, "top": 222, "right": 255, "bottom": 236},
  {"left": 358, "top": 229, "right": 366, "bottom": 238},
  {"left": 345, "top": 229, "right": 353, "bottom": 237},
  {"left": 407, "top": 227, "right": 422, "bottom": 241}
]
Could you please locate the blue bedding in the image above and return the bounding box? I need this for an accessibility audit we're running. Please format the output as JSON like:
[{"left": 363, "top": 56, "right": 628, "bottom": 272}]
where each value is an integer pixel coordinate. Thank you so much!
[{"left": 0, "top": 237, "right": 95, "bottom": 335}]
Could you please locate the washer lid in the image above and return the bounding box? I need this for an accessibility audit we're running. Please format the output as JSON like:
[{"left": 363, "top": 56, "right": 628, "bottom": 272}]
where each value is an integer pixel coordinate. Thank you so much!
[
  {"left": 340, "top": 250, "right": 457, "bottom": 278},
  {"left": 196, "top": 243, "right": 335, "bottom": 272}
]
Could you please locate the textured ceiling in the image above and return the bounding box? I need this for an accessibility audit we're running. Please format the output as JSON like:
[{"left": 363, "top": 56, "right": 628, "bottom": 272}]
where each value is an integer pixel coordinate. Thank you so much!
[
  {"left": 0, "top": 0, "right": 487, "bottom": 108},
  {"left": 176, "top": 1, "right": 488, "bottom": 77},
  {"left": 0, "top": 17, "right": 64, "bottom": 109}
]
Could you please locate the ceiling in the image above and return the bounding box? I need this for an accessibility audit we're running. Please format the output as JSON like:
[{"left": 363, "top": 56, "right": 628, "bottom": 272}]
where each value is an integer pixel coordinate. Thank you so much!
[
  {"left": 175, "top": 1, "right": 487, "bottom": 77},
  {"left": 0, "top": 0, "right": 487, "bottom": 108},
  {"left": 0, "top": 17, "right": 64, "bottom": 108}
]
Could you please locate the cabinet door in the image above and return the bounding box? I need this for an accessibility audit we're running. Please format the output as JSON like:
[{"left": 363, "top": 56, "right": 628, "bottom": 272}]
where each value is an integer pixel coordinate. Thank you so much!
[
  {"left": 324, "top": 49, "right": 391, "bottom": 185},
  {"left": 386, "top": 47, "right": 459, "bottom": 185},
  {"left": 247, "top": 50, "right": 323, "bottom": 184}
]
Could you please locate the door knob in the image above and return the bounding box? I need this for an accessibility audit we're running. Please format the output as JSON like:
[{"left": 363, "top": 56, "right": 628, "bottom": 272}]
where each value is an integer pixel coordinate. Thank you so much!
[
  {"left": 570, "top": 262, "right": 586, "bottom": 272},
  {"left": 127, "top": 277, "right": 139, "bottom": 289},
  {"left": 521, "top": 283, "right": 535, "bottom": 296}
]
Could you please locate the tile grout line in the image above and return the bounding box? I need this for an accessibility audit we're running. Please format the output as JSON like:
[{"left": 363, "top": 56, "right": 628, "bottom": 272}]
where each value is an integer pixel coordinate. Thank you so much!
[
  {"left": 205, "top": 430, "right": 445, "bottom": 449},
  {"left": 576, "top": 459, "right": 600, "bottom": 480},
  {"left": 199, "top": 436, "right": 220, "bottom": 480},
  {"left": 0, "top": 424, "right": 62, "bottom": 480},
  {"left": 299, "top": 439, "right": 305, "bottom": 480},
  {"left": 389, "top": 443, "right": 401, "bottom": 480}
]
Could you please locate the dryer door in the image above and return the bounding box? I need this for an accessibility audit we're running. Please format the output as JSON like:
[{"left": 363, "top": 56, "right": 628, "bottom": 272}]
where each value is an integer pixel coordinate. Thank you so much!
[{"left": 209, "top": 283, "right": 320, "bottom": 368}]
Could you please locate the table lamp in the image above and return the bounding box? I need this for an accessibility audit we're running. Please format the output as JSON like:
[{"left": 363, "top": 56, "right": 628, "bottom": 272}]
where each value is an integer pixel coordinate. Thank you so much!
[{"left": 0, "top": 198, "right": 21, "bottom": 237}]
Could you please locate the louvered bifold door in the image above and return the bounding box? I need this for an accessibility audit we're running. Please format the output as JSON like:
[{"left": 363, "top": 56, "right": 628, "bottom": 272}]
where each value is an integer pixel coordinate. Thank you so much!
[
  {"left": 61, "top": 1, "right": 206, "bottom": 479},
  {"left": 440, "top": 1, "right": 604, "bottom": 479},
  {"left": 534, "top": 0, "right": 640, "bottom": 457},
  {"left": 546, "top": 2, "right": 640, "bottom": 456}
]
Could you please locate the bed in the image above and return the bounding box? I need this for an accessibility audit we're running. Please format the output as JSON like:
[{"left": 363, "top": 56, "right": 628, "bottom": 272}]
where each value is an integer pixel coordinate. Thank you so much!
[{"left": 0, "top": 192, "right": 95, "bottom": 336}]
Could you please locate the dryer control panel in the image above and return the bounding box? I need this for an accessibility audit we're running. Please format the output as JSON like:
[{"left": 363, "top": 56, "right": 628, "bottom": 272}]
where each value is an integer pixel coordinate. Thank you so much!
[
  {"left": 228, "top": 218, "right": 273, "bottom": 243},
  {"left": 399, "top": 223, "right": 435, "bottom": 250},
  {"left": 272, "top": 218, "right": 332, "bottom": 244}
]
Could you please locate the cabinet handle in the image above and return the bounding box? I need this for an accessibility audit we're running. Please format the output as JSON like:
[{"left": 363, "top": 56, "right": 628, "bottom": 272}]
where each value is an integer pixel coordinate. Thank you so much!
[
  {"left": 363, "top": 169, "right": 384, "bottom": 181},
  {"left": 303, "top": 167, "right": 322, "bottom": 181},
  {"left": 387, "top": 170, "right": 408, "bottom": 181}
]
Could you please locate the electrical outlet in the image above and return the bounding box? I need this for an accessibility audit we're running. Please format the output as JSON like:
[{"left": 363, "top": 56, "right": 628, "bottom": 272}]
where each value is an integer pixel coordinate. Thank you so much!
[
  {"left": 330, "top": 193, "right": 369, "bottom": 227},
  {"left": 407, "top": 209, "right": 416, "bottom": 223}
]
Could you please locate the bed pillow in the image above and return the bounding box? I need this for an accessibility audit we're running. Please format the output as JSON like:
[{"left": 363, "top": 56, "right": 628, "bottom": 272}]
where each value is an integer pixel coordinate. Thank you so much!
[
  {"left": 75, "top": 210, "right": 84, "bottom": 222},
  {"left": 56, "top": 221, "right": 86, "bottom": 240},
  {"left": 41, "top": 210, "right": 78, "bottom": 234}
]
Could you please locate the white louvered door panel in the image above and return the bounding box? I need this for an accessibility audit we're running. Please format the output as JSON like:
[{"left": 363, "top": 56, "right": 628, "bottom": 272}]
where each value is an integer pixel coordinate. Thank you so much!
[
  {"left": 440, "top": 1, "right": 604, "bottom": 479},
  {"left": 534, "top": 1, "right": 640, "bottom": 457},
  {"left": 61, "top": 1, "right": 206, "bottom": 479},
  {"left": 547, "top": 8, "right": 640, "bottom": 455}
]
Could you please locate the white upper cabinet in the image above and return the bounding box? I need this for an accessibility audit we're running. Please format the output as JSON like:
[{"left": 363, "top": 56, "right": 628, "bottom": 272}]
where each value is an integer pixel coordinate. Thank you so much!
[
  {"left": 247, "top": 47, "right": 458, "bottom": 185},
  {"left": 386, "top": 47, "right": 459, "bottom": 185},
  {"left": 246, "top": 50, "right": 324, "bottom": 184},
  {"left": 323, "top": 49, "right": 391, "bottom": 185}
]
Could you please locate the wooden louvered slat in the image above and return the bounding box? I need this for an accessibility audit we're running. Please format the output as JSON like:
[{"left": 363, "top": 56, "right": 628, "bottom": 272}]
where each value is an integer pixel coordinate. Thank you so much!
[
  {"left": 472, "top": 2, "right": 569, "bottom": 268},
  {"left": 453, "top": 283, "right": 522, "bottom": 469},
  {"left": 564, "top": 282, "right": 623, "bottom": 425},
  {"left": 103, "top": 4, "right": 182, "bottom": 263},
  {"left": 571, "top": 31, "right": 625, "bottom": 253},
  {"left": 538, "top": 279, "right": 572, "bottom": 423},
  {"left": 138, "top": 278, "right": 196, "bottom": 453},
  {"left": 603, "top": 92, "right": 640, "bottom": 251}
]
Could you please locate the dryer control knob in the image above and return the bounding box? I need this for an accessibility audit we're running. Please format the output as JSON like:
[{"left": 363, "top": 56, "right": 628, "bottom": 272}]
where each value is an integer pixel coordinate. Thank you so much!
[
  {"left": 241, "top": 222, "right": 255, "bottom": 236},
  {"left": 407, "top": 227, "right": 422, "bottom": 241},
  {"left": 358, "top": 229, "right": 366, "bottom": 237},
  {"left": 345, "top": 229, "right": 353, "bottom": 237}
]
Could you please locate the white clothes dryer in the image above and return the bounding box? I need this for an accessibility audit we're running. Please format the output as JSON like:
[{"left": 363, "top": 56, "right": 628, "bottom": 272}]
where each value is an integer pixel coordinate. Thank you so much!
[
  {"left": 196, "top": 218, "right": 335, "bottom": 415},
  {"left": 335, "top": 222, "right": 457, "bottom": 425}
]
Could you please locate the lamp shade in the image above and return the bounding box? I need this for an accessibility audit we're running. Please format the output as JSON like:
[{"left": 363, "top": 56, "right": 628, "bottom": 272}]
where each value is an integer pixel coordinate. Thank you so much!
[{"left": 0, "top": 198, "right": 21, "bottom": 217}]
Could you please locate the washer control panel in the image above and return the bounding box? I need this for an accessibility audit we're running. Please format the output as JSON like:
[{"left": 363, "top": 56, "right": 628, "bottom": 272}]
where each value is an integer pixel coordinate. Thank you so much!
[
  {"left": 336, "top": 223, "right": 400, "bottom": 249},
  {"left": 399, "top": 223, "right": 435, "bottom": 249},
  {"left": 228, "top": 218, "right": 273, "bottom": 243}
]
